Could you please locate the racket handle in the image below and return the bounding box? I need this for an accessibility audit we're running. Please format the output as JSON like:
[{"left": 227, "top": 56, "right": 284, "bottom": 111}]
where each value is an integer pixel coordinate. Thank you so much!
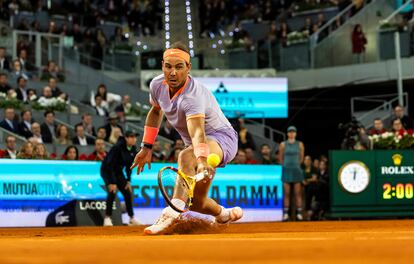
[{"left": 194, "top": 170, "right": 209, "bottom": 182}]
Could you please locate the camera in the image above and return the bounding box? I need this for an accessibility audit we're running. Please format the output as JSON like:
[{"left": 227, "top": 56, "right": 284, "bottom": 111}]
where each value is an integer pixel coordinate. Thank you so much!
[{"left": 338, "top": 117, "right": 365, "bottom": 150}]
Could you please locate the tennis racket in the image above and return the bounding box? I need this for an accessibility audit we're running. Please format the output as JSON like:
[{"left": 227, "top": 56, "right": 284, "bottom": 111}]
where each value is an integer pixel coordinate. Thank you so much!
[{"left": 158, "top": 166, "right": 210, "bottom": 213}]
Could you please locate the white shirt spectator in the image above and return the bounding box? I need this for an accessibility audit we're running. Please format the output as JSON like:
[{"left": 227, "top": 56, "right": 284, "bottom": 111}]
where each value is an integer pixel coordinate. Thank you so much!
[{"left": 77, "top": 136, "right": 88, "bottom": 146}]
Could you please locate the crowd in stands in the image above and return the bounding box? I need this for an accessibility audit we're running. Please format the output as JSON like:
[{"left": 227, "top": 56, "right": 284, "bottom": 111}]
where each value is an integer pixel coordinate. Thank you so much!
[
  {"left": 200, "top": 0, "right": 367, "bottom": 51},
  {"left": 341, "top": 105, "right": 413, "bottom": 150}
]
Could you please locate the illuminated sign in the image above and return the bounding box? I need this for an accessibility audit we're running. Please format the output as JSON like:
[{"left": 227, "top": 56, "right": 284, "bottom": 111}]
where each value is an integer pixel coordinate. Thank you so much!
[
  {"left": 0, "top": 160, "right": 283, "bottom": 226},
  {"left": 195, "top": 77, "right": 288, "bottom": 118}
]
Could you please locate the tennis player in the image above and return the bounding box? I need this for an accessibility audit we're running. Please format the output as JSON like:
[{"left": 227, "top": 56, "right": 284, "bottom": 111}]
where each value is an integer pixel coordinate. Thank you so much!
[{"left": 131, "top": 42, "right": 243, "bottom": 235}]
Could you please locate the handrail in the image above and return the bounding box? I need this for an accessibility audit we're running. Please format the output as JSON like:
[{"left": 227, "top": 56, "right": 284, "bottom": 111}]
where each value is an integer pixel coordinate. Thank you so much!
[
  {"left": 0, "top": 127, "right": 27, "bottom": 144},
  {"left": 244, "top": 118, "right": 286, "bottom": 142},
  {"left": 309, "top": 1, "right": 355, "bottom": 47},
  {"left": 354, "top": 93, "right": 409, "bottom": 123},
  {"left": 383, "top": 0, "right": 413, "bottom": 23},
  {"left": 125, "top": 122, "right": 174, "bottom": 146}
]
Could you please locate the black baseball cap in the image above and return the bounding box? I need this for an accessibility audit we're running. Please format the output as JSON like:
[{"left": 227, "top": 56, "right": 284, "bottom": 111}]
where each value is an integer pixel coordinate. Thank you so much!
[{"left": 125, "top": 130, "right": 138, "bottom": 137}]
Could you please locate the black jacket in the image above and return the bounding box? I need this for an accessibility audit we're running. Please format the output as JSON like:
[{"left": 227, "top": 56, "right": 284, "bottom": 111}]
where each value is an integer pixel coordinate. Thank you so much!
[
  {"left": 40, "top": 122, "right": 57, "bottom": 143},
  {"left": 100, "top": 137, "right": 137, "bottom": 185},
  {"left": 72, "top": 136, "right": 95, "bottom": 145},
  {"left": 0, "top": 83, "right": 11, "bottom": 94},
  {"left": 17, "top": 121, "right": 33, "bottom": 138},
  {"left": 0, "top": 119, "right": 19, "bottom": 134},
  {"left": 14, "top": 88, "right": 28, "bottom": 102}
]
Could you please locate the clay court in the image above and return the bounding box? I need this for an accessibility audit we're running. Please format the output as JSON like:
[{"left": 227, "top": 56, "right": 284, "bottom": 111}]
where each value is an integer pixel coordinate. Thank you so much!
[{"left": 0, "top": 220, "right": 412, "bottom": 264}]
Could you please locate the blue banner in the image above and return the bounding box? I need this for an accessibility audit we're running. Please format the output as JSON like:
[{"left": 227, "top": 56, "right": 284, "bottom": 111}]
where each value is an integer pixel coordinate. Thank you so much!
[
  {"left": 195, "top": 77, "right": 288, "bottom": 118},
  {"left": 0, "top": 160, "right": 283, "bottom": 226}
]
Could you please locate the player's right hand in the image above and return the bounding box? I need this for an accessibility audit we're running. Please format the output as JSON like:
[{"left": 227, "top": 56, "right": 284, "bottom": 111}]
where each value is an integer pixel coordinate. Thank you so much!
[
  {"left": 108, "top": 184, "right": 117, "bottom": 193},
  {"left": 130, "top": 148, "right": 152, "bottom": 174}
]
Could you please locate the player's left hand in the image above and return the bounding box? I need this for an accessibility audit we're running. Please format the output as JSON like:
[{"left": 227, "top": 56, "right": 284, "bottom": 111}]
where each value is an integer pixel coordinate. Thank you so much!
[{"left": 125, "top": 181, "right": 132, "bottom": 192}]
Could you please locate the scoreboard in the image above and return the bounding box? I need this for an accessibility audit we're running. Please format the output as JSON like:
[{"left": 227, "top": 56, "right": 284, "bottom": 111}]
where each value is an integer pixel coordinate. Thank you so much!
[{"left": 330, "top": 150, "right": 414, "bottom": 218}]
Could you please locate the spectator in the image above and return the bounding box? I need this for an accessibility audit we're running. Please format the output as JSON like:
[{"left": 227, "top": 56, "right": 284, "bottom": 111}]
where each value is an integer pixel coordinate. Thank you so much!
[
  {"left": 115, "top": 95, "right": 132, "bottom": 115},
  {"left": 391, "top": 105, "right": 412, "bottom": 129},
  {"left": 369, "top": 118, "right": 386, "bottom": 135},
  {"left": 232, "top": 149, "right": 247, "bottom": 164},
  {"left": 18, "top": 48, "right": 36, "bottom": 72},
  {"left": 111, "top": 26, "right": 128, "bottom": 45},
  {"left": 17, "top": 109, "right": 33, "bottom": 138},
  {"left": 267, "top": 21, "right": 279, "bottom": 44},
  {"left": 92, "top": 28, "right": 107, "bottom": 69},
  {"left": 391, "top": 118, "right": 406, "bottom": 135},
  {"left": 27, "top": 88, "right": 37, "bottom": 101},
  {"left": 108, "top": 126, "right": 122, "bottom": 145},
  {"left": 78, "top": 113, "right": 96, "bottom": 136},
  {"left": 10, "top": 60, "right": 29, "bottom": 82},
  {"left": 94, "top": 95, "right": 109, "bottom": 117},
  {"left": 96, "top": 126, "right": 107, "bottom": 140},
  {"left": 87, "top": 138, "right": 107, "bottom": 161},
  {"left": 40, "top": 110, "right": 57, "bottom": 143},
  {"left": 279, "top": 126, "right": 305, "bottom": 221},
  {"left": 158, "top": 120, "right": 181, "bottom": 142},
  {"left": 278, "top": 21, "right": 291, "bottom": 47},
  {"left": 0, "top": 107, "right": 18, "bottom": 134},
  {"left": 0, "top": 46, "right": 10, "bottom": 71},
  {"left": 152, "top": 140, "right": 165, "bottom": 162},
  {"left": 16, "top": 141, "right": 34, "bottom": 159},
  {"left": 55, "top": 124, "right": 72, "bottom": 145},
  {"left": 236, "top": 118, "right": 256, "bottom": 150},
  {"left": 351, "top": 24, "right": 367, "bottom": 64},
  {"left": 73, "top": 124, "right": 95, "bottom": 146},
  {"left": 72, "top": 23, "right": 84, "bottom": 46},
  {"left": 0, "top": 135, "right": 17, "bottom": 159},
  {"left": 29, "top": 122, "right": 43, "bottom": 144},
  {"left": 0, "top": 73, "right": 12, "bottom": 94},
  {"left": 313, "top": 158, "right": 320, "bottom": 171},
  {"left": 260, "top": 144, "right": 277, "bottom": 164},
  {"left": 303, "top": 155, "right": 319, "bottom": 221},
  {"left": 33, "top": 143, "right": 49, "bottom": 159},
  {"left": 316, "top": 159, "right": 329, "bottom": 218},
  {"left": 104, "top": 112, "right": 124, "bottom": 141},
  {"left": 37, "top": 86, "right": 56, "bottom": 107},
  {"left": 14, "top": 76, "right": 29, "bottom": 102},
  {"left": 48, "top": 77, "right": 63, "bottom": 98},
  {"left": 90, "top": 84, "right": 121, "bottom": 109},
  {"left": 301, "top": 17, "right": 313, "bottom": 36},
  {"left": 41, "top": 61, "right": 65, "bottom": 82},
  {"left": 62, "top": 145, "right": 79, "bottom": 160},
  {"left": 245, "top": 147, "right": 258, "bottom": 164}
]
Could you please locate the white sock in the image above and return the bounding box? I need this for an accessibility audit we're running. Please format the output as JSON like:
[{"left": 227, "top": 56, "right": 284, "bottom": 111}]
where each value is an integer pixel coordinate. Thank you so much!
[{"left": 215, "top": 206, "right": 230, "bottom": 222}]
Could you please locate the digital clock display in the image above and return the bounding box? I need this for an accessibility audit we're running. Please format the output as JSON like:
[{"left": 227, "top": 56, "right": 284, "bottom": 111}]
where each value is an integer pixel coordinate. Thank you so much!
[{"left": 383, "top": 183, "right": 414, "bottom": 200}]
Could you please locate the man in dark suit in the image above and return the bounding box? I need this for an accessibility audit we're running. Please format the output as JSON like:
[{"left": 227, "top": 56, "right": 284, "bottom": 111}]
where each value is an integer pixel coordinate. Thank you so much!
[
  {"left": 40, "top": 110, "right": 57, "bottom": 143},
  {"left": 76, "top": 112, "right": 96, "bottom": 137},
  {"left": 0, "top": 107, "right": 19, "bottom": 134},
  {"left": 14, "top": 76, "right": 28, "bottom": 102},
  {"left": 0, "top": 47, "right": 10, "bottom": 72},
  {"left": 17, "top": 109, "right": 33, "bottom": 138},
  {"left": 72, "top": 124, "right": 95, "bottom": 146},
  {"left": 18, "top": 48, "right": 36, "bottom": 72},
  {"left": 0, "top": 73, "right": 12, "bottom": 94}
]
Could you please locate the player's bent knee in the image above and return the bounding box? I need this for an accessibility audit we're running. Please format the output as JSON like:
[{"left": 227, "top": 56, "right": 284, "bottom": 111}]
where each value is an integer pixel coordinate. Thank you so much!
[{"left": 178, "top": 148, "right": 196, "bottom": 167}]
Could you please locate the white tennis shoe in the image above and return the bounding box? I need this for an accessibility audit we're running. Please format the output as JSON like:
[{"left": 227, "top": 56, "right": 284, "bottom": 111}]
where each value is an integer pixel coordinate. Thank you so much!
[
  {"left": 128, "top": 217, "right": 143, "bottom": 226},
  {"left": 103, "top": 216, "right": 113, "bottom": 226},
  {"left": 144, "top": 207, "right": 180, "bottom": 235},
  {"left": 216, "top": 207, "right": 243, "bottom": 224}
]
